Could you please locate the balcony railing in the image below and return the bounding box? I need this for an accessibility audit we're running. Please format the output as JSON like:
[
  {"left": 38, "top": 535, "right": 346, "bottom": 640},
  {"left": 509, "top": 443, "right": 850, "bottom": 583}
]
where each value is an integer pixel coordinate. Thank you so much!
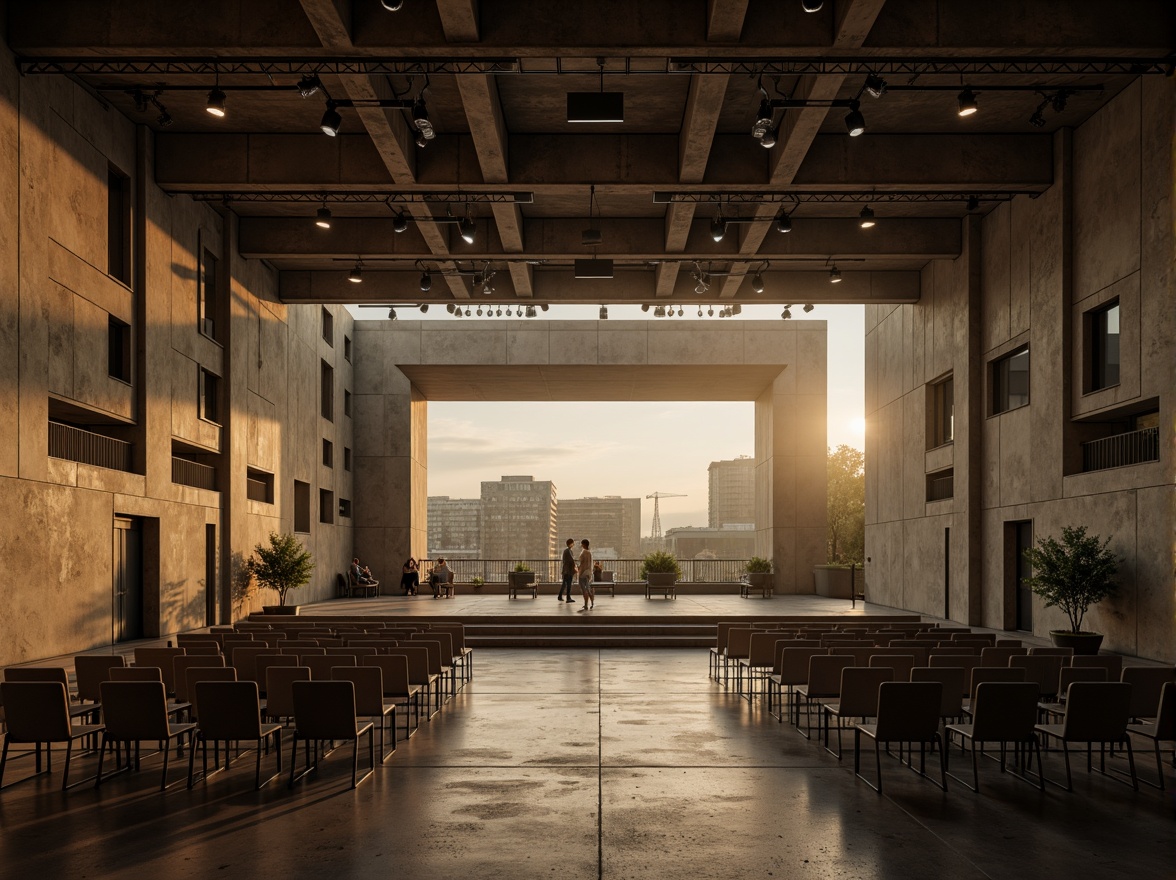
[
  {"left": 172, "top": 457, "right": 218, "bottom": 491},
  {"left": 927, "top": 473, "right": 954, "bottom": 502},
  {"left": 431, "top": 558, "right": 755, "bottom": 584},
  {"left": 1082, "top": 426, "right": 1160, "bottom": 472},
  {"left": 49, "top": 421, "right": 132, "bottom": 472}
]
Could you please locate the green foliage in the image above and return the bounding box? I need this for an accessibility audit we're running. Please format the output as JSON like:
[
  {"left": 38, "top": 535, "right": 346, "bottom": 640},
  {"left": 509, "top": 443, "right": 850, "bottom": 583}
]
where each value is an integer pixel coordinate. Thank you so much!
[
  {"left": 246, "top": 532, "right": 314, "bottom": 607},
  {"left": 827, "top": 444, "right": 865, "bottom": 564},
  {"left": 744, "top": 556, "right": 773, "bottom": 574},
  {"left": 639, "top": 550, "right": 681, "bottom": 580},
  {"left": 470, "top": 576, "right": 485, "bottom": 587},
  {"left": 513, "top": 561, "right": 532, "bottom": 572},
  {"left": 1021, "top": 526, "right": 1120, "bottom": 634}
]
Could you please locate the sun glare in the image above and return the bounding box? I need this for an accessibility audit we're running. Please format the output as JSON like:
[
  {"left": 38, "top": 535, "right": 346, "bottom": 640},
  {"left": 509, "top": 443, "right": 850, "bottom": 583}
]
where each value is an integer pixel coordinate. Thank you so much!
[{"left": 849, "top": 416, "right": 866, "bottom": 437}]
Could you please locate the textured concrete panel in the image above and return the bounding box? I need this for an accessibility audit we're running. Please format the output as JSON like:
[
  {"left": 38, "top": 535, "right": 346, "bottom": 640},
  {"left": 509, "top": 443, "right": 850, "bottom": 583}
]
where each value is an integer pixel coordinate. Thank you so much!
[
  {"left": 597, "top": 328, "right": 648, "bottom": 364},
  {"left": 505, "top": 328, "right": 550, "bottom": 364}
]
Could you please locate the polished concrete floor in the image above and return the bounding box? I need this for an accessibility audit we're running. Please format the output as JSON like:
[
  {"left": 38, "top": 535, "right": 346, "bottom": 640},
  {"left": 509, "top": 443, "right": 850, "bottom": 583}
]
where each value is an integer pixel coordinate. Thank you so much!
[{"left": 2, "top": 648, "right": 1173, "bottom": 880}]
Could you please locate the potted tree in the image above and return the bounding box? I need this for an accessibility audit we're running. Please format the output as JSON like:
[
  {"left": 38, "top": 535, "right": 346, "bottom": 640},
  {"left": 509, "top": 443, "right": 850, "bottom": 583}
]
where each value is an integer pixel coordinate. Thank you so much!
[
  {"left": 470, "top": 576, "right": 485, "bottom": 591},
  {"left": 1021, "top": 525, "right": 1120, "bottom": 655},
  {"left": 247, "top": 531, "right": 315, "bottom": 615},
  {"left": 640, "top": 550, "right": 681, "bottom": 587},
  {"left": 508, "top": 562, "right": 535, "bottom": 589},
  {"left": 744, "top": 556, "right": 774, "bottom": 594}
]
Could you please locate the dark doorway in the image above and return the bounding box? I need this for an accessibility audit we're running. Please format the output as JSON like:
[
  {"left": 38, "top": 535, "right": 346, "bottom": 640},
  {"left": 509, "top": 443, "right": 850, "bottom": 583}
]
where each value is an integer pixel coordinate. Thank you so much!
[
  {"left": 112, "top": 517, "right": 143, "bottom": 642},
  {"left": 205, "top": 523, "right": 218, "bottom": 627},
  {"left": 943, "top": 528, "right": 951, "bottom": 620},
  {"left": 1012, "top": 521, "right": 1034, "bottom": 632}
]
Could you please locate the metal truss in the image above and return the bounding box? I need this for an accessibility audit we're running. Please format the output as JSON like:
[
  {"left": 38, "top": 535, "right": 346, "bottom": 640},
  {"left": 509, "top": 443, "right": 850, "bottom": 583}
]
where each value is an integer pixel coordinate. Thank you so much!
[
  {"left": 190, "top": 191, "right": 534, "bottom": 204},
  {"left": 18, "top": 55, "right": 1173, "bottom": 78},
  {"left": 653, "top": 191, "right": 1041, "bottom": 204}
]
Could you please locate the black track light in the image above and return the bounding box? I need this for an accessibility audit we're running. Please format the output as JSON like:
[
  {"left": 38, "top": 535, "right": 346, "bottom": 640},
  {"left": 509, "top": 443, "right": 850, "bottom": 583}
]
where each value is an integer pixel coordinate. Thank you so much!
[
  {"left": 829, "top": 265, "right": 841, "bottom": 283},
  {"left": 419, "top": 304, "right": 429, "bottom": 313},
  {"left": 844, "top": 100, "right": 865, "bottom": 137},
  {"left": 157, "top": 110, "right": 173, "bottom": 127},
  {"left": 710, "top": 214, "right": 726, "bottom": 242},
  {"left": 864, "top": 75, "right": 888, "bottom": 99},
  {"left": 387, "top": 307, "right": 397, "bottom": 320},
  {"left": 759, "top": 124, "right": 778, "bottom": 149},
  {"left": 419, "top": 270, "right": 432, "bottom": 292},
  {"left": 803, "top": 303, "right": 815, "bottom": 313},
  {"left": 957, "top": 89, "right": 978, "bottom": 117},
  {"left": 966, "top": 195, "right": 980, "bottom": 212},
  {"left": 751, "top": 272, "right": 765, "bottom": 294},
  {"left": 752, "top": 99, "right": 774, "bottom": 140},
  {"left": 412, "top": 98, "right": 435, "bottom": 140},
  {"left": 315, "top": 206, "right": 332, "bottom": 229},
  {"left": 781, "top": 307, "right": 792, "bottom": 320},
  {"left": 206, "top": 87, "right": 226, "bottom": 118},
  {"left": 599, "top": 306, "right": 608, "bottom": 320},
  {"left": 381, "top": 0, "right": 405, "bottom": 9},
  {"left": 297, "top": 75, "right": 322, "bottom": 99},
  {"left": 801, "top": 0, "right": 824, "bottom": 12},
  {"left": 392, "top": 212, "right": 410, "bottom": 234},
  {"left": 1029, "top": 108, "right": 1047, "bottom": 127},
  {"left": 348, "top": 263, "right": 363, "bottom": 283},
  {"left": 415, "top": 132, "right": 428, "bottom": 149},
  {"left": 459, "top": 214, "right": 477, "bottom": 244},
  {"left": 320, "top": 102, "right": 342, "bottom": 136},
  {"left": 446, "top": 303, "right": 455, "bottom": 314},
  {"left": 859, "top": 205, "right": 876, "bottom": 229},
  {"left": 775, "top": 210, "right": 793, "bottom": 234}
]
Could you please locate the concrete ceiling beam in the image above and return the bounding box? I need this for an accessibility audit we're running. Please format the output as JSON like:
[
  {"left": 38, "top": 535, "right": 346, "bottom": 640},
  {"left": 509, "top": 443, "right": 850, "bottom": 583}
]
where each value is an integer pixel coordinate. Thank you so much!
[{"left": 437, "top": 0, "right": 481, "bottom": 42}]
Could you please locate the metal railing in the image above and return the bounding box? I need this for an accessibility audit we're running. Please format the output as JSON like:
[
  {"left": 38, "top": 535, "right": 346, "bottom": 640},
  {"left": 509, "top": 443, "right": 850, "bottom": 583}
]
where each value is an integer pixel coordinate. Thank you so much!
[
  {"left": 48, "top": 421, "right": 133, "bottom": 472},
  {"left": 1082, "top": 426, "right": 1160, "bottom": 472},
  {"left": 926, "top": 473, "right": 954, "bottom": 501},
  {"left": 430, "top": 558, "right": 754, "bottom": 584},
  {"left": 172, "top": 457, "right": 218, "bottom": 491}
]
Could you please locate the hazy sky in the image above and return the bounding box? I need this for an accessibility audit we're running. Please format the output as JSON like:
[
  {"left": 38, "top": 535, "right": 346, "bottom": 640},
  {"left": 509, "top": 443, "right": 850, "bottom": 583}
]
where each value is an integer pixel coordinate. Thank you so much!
[{"left": 348, "top": 304, "right": 865, "bottom": 535}]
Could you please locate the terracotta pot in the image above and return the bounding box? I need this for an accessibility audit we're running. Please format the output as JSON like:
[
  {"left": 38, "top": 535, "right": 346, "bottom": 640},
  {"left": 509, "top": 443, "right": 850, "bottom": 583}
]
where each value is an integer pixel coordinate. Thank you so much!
[{"left": 1049, "top": 630, "right": 1103, "bottom": 655}]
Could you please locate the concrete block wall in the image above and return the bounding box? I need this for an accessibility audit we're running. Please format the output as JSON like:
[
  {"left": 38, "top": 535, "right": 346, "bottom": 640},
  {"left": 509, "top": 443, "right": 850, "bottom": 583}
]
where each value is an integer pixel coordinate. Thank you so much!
[
  {"left": 0, "top": 47, "right": 352, "bottom": 666},
  {"left": 865, "top": 78, "right": 1175, "bottom": 663}
]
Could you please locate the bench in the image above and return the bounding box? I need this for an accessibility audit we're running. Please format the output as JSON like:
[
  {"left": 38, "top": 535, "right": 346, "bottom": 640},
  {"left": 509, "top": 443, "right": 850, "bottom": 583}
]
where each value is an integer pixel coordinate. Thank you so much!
[
  {"left": 347, "top": 570, "right": 379, "bottom": 598},
  {"left": 645, "top": 581, "right": 677, "bottom": 600},
  {"left": 739, "top": 575, "right": 773, "bottom": 599},
  {"left": 507, "top": 577, "right": 538, "bottom": 599}
]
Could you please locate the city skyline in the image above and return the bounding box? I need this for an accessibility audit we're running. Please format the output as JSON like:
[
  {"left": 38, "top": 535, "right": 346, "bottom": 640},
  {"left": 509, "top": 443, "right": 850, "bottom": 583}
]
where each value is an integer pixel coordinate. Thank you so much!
[{"left": 351, "top": 304, "right": 864, "bottom": 536}]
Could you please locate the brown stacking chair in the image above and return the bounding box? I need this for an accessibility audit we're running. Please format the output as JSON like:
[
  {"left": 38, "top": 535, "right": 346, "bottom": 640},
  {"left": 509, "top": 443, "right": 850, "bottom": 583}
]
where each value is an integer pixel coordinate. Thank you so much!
[
  {"left": 795, "top": 655, "right": 854, "bottom": 738},
  {"left": 768, "top": 646, "right": 825, "bottom": 723},
  {"left": 4, "top": 667, "right": 96, "bottom": 722},
  {"left": 1010, "top": 654, "right": 1064, "bottom": 700},
  {"left": 133, "top": 647, "right": 187, "bottom": 693},
  {"left": 1121, "top": 666, "right": 1176, "bottom": 720},
  {"left": 188, "top": 681, "right": 281, "bottom": 790},
  {"left": 173, "top": 655, "right": 227, "bottom": 705},
  {"left": 723, "top": 628, "right": 755, "bottom": 690},
  {"left": 1035, "top": 681, "right": 1137, "bottom": 791},
  {"left": 96, "top": 681, "right": 197, "bottom": 790},
  {"left": 305, "top": 654, "right": 354, "bottom": 680},
  {"left": 184, "top": 667, "right": 237, "bottom": 721},
  {"left": 946, "top": 682, "right": 1044, "bottom": 792},
  {"left": 929, "top": 654, "right": 982, "bottom": 690},
  {"left": 333, "top": 666, "right": 397, "bottom": 762},
  {"left": 264, "top": 666, "right": 310, "bottom": 724},
  {"left": 254, "top": 654, "right": 299, "bottom": 696},
  {"left": 363, "top": 655, "right": 422, "bottom": 737},
  {"left": 289, "top": 680, "right": 375, "bottom": 789},
  {"left": 385, "top": 646, "right": 440, "bottom": 719},
  {"left": 821, "top": 666, "right": 893, "bottom": 759},
  {"left": 1127, "top": 682, "right": 1175, "bottom": 790},
  {"left": 0, "top": 681, "right": 104, "bottom": 790},
  {"left": 1028, "top": 647, "right": 1074, "bottom": 660},
  {"left": 870, "top": 653, "right": 915, "bottom": 682},
  {"left": 1038, "top": 667, "right": 1108, "bottom": 719},
  {"left": 911, "top": 666, "right": 966, "bottom": 724},
  {"left": 963, "top": 667, "right": 1026, "bottom": 716},
  {"left": 854, "top": 681, "right": 946, "bottom": 793},
  {"left": 1071, "top": 654, "right": 1123, "bottom": 680}
]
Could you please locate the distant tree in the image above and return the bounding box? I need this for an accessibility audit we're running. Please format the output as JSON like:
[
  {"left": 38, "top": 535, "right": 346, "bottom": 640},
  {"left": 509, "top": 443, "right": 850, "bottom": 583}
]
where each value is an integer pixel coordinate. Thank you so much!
[{"left": 827, "top": 445, "right": 865, "bottom": 564}]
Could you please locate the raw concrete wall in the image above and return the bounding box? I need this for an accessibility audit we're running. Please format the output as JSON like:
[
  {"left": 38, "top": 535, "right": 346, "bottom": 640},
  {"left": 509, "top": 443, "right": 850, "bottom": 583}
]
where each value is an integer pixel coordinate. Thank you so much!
[
  {"left": 865, "top": 77, "right": 1175, "bottom": 663},
  {"left": 0, "top": 47, "right": 352, "bottom": 666}
]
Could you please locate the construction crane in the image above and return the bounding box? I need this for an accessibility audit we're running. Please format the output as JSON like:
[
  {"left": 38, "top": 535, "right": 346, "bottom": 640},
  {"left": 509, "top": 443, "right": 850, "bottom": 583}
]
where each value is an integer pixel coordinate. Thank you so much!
[{"left": 646, "top": 492, "right": 687, "bottom": 544}]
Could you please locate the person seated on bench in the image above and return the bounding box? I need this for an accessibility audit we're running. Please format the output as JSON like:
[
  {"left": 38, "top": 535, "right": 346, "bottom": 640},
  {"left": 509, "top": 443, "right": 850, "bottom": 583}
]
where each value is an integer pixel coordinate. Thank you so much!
[
  {"left": 401, "top": 557, "right": 420, "bottom": 595},
  {"left": 351, "top": 558, "right": 379, "bottom": 593},
  {"left": 429, "top": 558, "right": 453, "bottom": 599}
]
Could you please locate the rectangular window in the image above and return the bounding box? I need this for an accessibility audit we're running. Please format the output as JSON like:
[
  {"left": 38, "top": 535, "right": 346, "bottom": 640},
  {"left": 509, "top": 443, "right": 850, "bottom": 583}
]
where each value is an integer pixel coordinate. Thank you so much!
[
  {"left": 1089, "top": 301, "right": 1120, "bottom": 391},
  {"left": 321, "top": 360, "right": 334, "bottom": 421},
  {"left": 344, "top": 335, "right": 352, "bottom": 362},
  {"left": 926, "top": 468, "right": 954, "bottom": 502},
  {"left": 339, "top": 498, "right": 352, "bottom": 519},
  {"left": 108, "top": 316, "right": 131, "bottom": 383},
  {"left": 199, "top": 248, "right": 221, "bottom": 342},
  {"left": 293, "top": 480, "right": 311, "bottom": 533},
  {"left": 992, "top": 347, "right": 1029, "bottom": 415},
  {"left": 246, "top": 468, "right": 274, "bottom": 504},
  {"left": 319, "top": 489, "right": 334, "bottom": 524},
  {"left": 343, "top": 447, "right": 352, "bottom": 472},
  {"left": 322, "top": 438, "right": 333, "bottom": 468},
  {"left": 199, "top": 368, "right": 221, "bottom": 425},
  {"left": 344, "top": 389, "right": 352, "bottom": 417},
  {"left": 929, "top": 375, "right": 953, "bottom": 447},
  {"left": 322, "top": 307, "right": 334, "bottom": 346},
  {"left": 107, "top": 166, "right": 131, "bottom": 285}
]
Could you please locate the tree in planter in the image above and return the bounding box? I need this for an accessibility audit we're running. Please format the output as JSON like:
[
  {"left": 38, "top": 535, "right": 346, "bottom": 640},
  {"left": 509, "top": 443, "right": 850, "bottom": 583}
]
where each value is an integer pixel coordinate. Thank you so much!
[
  {"left": 1021, "top": 525, "right": 1119, "bottom": 635},
  {"left": 744, "top": 556, "right": 773, "bottom": 574},
  {"left": 246, "top": 532, "right": 315, "bottom": 607},
  {"left": 639, "top": 550, "right": 681, "bottom": 581}
]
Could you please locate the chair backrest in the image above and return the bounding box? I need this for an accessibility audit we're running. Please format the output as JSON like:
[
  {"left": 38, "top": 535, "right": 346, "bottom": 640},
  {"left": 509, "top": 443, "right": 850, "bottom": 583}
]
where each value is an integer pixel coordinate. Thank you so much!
[
  {"left": 408, "top": 639, "right": 444, "bottom": 675},
  {"left": 305, "top": 654, "right": 354, "bottom": 679},
  {"left": 970, "top": 682, "right": 1040, "bottom": 741},
  {"left": 1028, "top": 646, "right": 1074, "bottom": 660},
  {"left": 265, "top": 665, "right": 311, "bottom": 718},
  {"left": 313, "top": 637, "right": 345, "bottom": 648},
  {"left": 176, "top": 633, "right": 220, "bottom": 648},
  {"left": 173, "top": 654, "right": 227, "bottom": 702},
  {"left": 254, "top": 654, "right": 299, "bottom": 694},
  {"left": 110, "top": 666, "right": 163, "bottom": 682},
  {"left": 4, "top": 667, "right": 71, "bottom": 691},
  {"left": 748, "top": 633, "right": 786, "bottom": 666},
  {"left": 74, "top": 655, "right": 127, "bottom": 702},
  {"left": 362, "top": 655, "right": 412, "bottom": 697},
  {"left": 185, "top": 667, "right": 237, "bottom": 719},
  {"left": 1009, "top": 654, "right": 1064, "bottom": 697},
  {"left": 929, "top": 654, "right": 981, "bottom": 688},
  {"left": 779, "top": 647, "right": 826, "bottom": 685},
  {"left": 725, "top": 628, "right": 754, "bottom": 659},
  {"left": 968, "top": 666, "right": 1026, "bottom": 698},
  {"left": 291, "top": 680, "right": 360, "bottom": 740},
  {"left": 325, "top": 647, "right": 379, "bottom": 661},
  {"left": 279, "top": 640, "right": 321, "bottom": 649},
  {"left": 0, "top": 681, "right": 72, "bottom": 741},
  {"left": 1061, "top": 681, "right": 1132, "bottom": 741},
  {"left": 1058, "top": 666, "right": 1107, "bottom": 695},
  {"left": 195, "top": 681, "right": 263, "bottom": 740},
  {"left": 1150, "top": 683, "right": 1175, "bottom": 739},
  {"left": 837, "top": 666, "right": 894, "bottom": 717},
  {"left": 870, "top": 645, "right": 928, "bottom": 664},
  {"left": 133, "top": 648, "right": 187, "bottom": 692},
  {"left": 1121, "top": 666, "right": 1176, "bottom": 718},
  {"left": 952, "top": 632, "right": 996, "bottom": 645},
  {"left": 870, "top": 653, "right": 915, "bottom": 681},
  {"left": 230, "top": 646, "right": 272, "bottom": 684},
  {"left": 873, "top": 681, "right": 943, "bottom": 742},
  {"left": 806, "top": 655, "right": 854, "bottom": 697},
  {"left": 910, "top": 666, "right": 965, "bottom": 717},
  {"left": 100, "top": 680, "right": 171, "bottom": 739},
  {"left": 384, "top": 647, "right": 431, "bottom": 686},
  {"left": 995, "top": 639, "right": 1024, "bottom": 648},
  {"left": 220, "top": 634, "right": 257, "bottom": 647},
  {"left": 929, "top": 646, "right": 977, "bottom": 656},
  {"left": 1071, "top": 654, "right": 1124, "bottom": 680},
  {"left": 332, "top": 666, "right": 385, "bottom": 716}
]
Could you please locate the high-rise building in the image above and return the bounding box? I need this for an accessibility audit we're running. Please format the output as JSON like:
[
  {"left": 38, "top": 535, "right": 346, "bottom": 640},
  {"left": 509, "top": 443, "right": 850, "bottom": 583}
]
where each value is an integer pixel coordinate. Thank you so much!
[
  {"left": 481, "top": 476, "right": 558, "bottom": 562},
  {"left": 667, "top": 524, "right": 757, "bottom": 562},
  {"left": 426, "top": 496, "right": 482, "bottom": 560},
  {"left": 558, "top": 496, "right": 641, "bottom": 559},
  {"left": 708, "top": 456, "right": 756, "bottom": 528}
]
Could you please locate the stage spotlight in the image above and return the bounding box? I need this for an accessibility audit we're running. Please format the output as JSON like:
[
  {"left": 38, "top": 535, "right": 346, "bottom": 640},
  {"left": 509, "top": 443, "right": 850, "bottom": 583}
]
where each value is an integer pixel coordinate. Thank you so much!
[
  {"left": 957, "top": 88, "right": 978, "bottom": 117},
  {"left": 844, "top": 100, "right": 865, "bottom": 137},
  {"left": 315, "top": 206, "right": 332, "bottom": 229}
]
